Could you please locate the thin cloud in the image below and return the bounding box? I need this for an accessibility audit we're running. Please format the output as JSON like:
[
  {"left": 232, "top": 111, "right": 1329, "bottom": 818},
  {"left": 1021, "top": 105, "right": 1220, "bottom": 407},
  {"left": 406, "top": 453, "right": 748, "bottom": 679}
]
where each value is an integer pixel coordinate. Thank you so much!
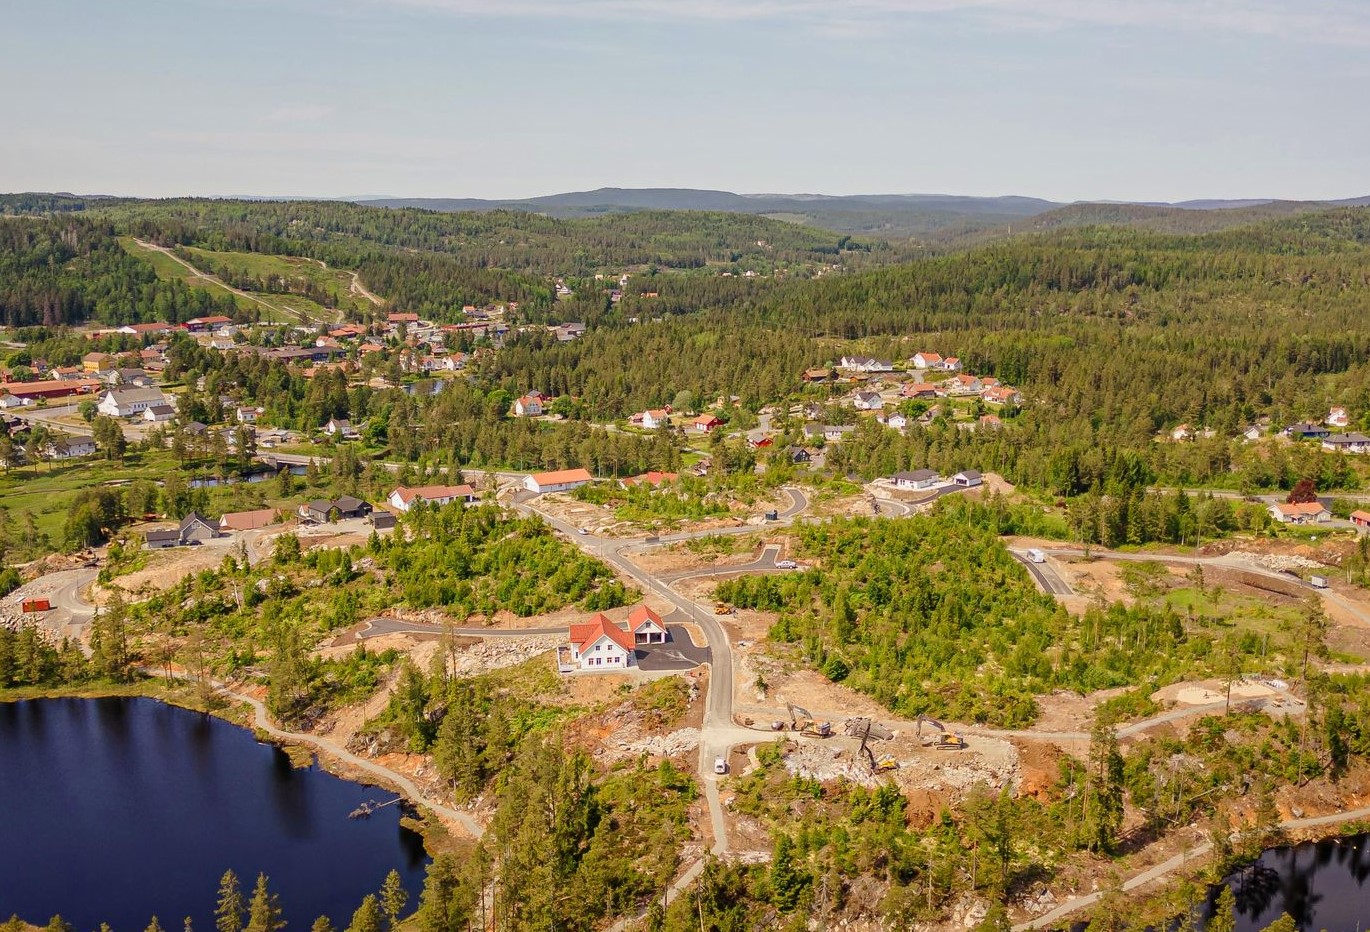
[{"left": 380, "top": 0, "right": 1370, "bottom": 45}]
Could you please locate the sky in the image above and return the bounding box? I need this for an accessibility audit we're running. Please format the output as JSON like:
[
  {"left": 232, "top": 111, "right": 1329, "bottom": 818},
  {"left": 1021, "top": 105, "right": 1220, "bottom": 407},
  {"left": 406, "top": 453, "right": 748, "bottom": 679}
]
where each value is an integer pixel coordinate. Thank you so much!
[{"left": 2, "top": 0, "right": 1368, "bottom": 202}]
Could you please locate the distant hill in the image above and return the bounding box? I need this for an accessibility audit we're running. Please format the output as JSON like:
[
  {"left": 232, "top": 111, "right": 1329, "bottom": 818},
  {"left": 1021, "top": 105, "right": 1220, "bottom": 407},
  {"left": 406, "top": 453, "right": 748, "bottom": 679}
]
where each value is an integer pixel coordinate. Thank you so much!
[
  {"left": 356, "top": 188, "right": 1064, "bottom": 238},
  {"left": 356, "top": 188, "right": 1369, "bottom": 240}
]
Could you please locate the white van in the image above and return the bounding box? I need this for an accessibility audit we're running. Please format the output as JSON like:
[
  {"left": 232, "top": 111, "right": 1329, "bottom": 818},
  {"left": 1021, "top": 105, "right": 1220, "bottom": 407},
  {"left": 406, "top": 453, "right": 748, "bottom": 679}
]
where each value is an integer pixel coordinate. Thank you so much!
[{"left": 1026, "top": 549, "right": 1046, "bottom": 564}]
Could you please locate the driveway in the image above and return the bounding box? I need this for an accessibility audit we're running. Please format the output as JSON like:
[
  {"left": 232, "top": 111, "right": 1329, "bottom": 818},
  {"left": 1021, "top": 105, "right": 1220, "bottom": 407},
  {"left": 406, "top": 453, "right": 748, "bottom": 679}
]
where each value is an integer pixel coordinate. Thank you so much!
[{"left": 638, "top": 624, "right": 711, "bottom": 671}]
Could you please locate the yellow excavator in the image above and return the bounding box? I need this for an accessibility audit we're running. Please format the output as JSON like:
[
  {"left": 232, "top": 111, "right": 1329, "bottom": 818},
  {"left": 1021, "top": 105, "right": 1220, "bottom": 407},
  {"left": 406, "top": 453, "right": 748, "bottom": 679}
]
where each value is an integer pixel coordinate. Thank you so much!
[
  {"left": 786, "top": 702, "right": 833, "bottom": 737},
  {"left": 917, "top": 714, "right": 967, "bottom": 750},
  {"left": 853, "top": 717, "right": 900, "bottom": 774}
]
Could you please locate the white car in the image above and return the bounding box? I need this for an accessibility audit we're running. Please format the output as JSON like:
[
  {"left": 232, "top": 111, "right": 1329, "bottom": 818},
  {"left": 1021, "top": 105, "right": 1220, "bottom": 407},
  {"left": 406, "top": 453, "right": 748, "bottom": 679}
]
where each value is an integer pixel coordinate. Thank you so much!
[
  {"left": 577, "top": 528, "right": 589, "bottom": 535},
  {"left": 713, "top": 757, "right": 728, "bottom": 774},
  {"left": 776, "top": 559, "right": 798, "bottom": 569}
]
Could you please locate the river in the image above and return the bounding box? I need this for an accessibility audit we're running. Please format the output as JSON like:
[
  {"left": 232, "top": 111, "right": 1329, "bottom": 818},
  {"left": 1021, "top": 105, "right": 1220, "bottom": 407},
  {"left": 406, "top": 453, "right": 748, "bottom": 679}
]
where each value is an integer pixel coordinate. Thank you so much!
[
  {"left": 0, "top": 697, "right": 428, "bottom": 932},
  {"left": 1207, "top": 833, "right": 1370, "bottom": 930}
]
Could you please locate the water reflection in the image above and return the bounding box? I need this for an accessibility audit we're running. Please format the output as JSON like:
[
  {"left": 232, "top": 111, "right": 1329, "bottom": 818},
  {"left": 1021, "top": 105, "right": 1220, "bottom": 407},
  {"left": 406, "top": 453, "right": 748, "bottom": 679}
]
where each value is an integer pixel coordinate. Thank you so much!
[
  {"left": 1207, "top": 835, "right": 1370, "bottom": 931},
  {"left": 0, "top": 698, "right": 428, "bottom": 932}
]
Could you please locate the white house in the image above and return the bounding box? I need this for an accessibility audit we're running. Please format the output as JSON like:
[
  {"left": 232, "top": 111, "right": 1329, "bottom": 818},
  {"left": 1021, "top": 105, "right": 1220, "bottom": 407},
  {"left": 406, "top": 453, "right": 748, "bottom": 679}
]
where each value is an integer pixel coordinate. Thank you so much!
[
  {"left": 524, "top": 467, "right": 594, "bottom": 494},
  {"left": 880, "top": 412, "right": 910, "bottom": 430},
  {"left": 47, "top": 437, "right": 97, "bottom": 459},
  {"left": 568, "top": 613, "right": 637, "bottom": 669},
  {"left": 1322, "top": 433, "right": 1370, "bottom": 455},
  {"left": 97, "top": 387, "right": 168, "bottom": 418},
  {"left": 912, "top": 352, "right": 944, "bottom": 370},
  {"left": 237, "top": 406, "right": 264, "bottom": 424},
  {"left": 947, "top": 374, "right": 982, "bottom": 395},
  {"left": 952, "top": 469, "right": 983, "bottom": 488},
  {"left": 838, "top": 355, "right": 893, "bottom": 373},
  {"left": 853, "top": 391, "right": 884, "bottom": 411},
  {"left": 891, "top": 468, "right": 939, "bottom": 490},
  {"left": 513, "top": 394, "right": 545, "bottom": 417},
  {"left": 640, "top": 409, "right": 670, "bottom": 430},
  {"left": 628, "top": 605, "right": 669, "bottom": 645},
  {"left": 142, "top": 404, "right": 175, "bottom": 424},
  {"left": 387, "top": 484, "right": 477, "bottom": 512},
  {"left": 1268, "top": 502, "right": 1330, "bottom": 524},
  {"left": 1327, "top": 407, "right": 1351, "bottom": 428}
]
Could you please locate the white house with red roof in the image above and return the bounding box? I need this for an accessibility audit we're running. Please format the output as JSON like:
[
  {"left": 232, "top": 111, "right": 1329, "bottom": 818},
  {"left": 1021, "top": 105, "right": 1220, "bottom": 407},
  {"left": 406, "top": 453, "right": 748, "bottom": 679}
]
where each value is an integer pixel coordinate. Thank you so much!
[
  {"left": 513, "top": 394, "right": 544, "bottom": 417},
  {"left": 524, "top": 467, "right": 594, "bottom": 494},
  {"left": 628, "top": 605, "right": 669, "bottom": 644},
  {"left": 568, "top": 613, "right": 637, "bottom": 669},
  {"left": 387, "top": 484, "right": 477, "bottom": 512},
  {"left": 1268, "top": 501, "right": 1330, "bottom": 525}
]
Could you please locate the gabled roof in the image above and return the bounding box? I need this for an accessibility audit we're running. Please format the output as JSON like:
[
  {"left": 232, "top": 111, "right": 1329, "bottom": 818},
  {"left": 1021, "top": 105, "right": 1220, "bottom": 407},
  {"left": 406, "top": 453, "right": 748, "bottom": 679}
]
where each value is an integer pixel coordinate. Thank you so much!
[
  {"left": 622, "top": 471, "right": 677, "bottom": 488},
  {"left": 893, "top": 469, "right": 938, "bottom": 482},
  {"left": 1352, "top": 510, "right": 1370, "bottom": 522},
  {"left": 568, "top": 613, "right": 636, "bottom": 653},
  {"left": 1273, "top": 502, "right": 1328, "bottom": 516},
  {"left": 179, "top": 512, "right": 216, "bottom": 533},
  {"left": 391, "top": 484, "right": 475, "bottom": 504},
  {"left": 529, "top": 467, "right": 594, "bottom": 486},
  {"left": 220, "top": 508, "right": 277, "bottom": 531},
  {"left": 628, "top": 605, "right": 665, "bottom": 632}
]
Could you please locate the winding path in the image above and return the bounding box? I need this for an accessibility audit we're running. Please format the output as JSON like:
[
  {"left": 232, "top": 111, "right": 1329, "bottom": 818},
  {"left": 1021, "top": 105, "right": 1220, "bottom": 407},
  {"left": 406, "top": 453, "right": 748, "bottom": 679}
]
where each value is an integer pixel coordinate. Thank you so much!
[
  {"left": 213, "top": 682, "right": 485, "bottom": 838},
  {"left": 1014, "top": 805, "right": 1370, "bottom": 930}
]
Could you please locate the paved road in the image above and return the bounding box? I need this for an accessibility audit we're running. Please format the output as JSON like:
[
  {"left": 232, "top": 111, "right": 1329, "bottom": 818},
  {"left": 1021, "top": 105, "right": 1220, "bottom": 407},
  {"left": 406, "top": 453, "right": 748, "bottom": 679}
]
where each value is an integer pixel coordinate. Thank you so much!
[
  {"left": 1015, "top": 803, "right": 1370, "bottom": 930},
  {"left": 1007, "top": 549, "right": 1074, "bottom": 595},
  {"left": 5, "top": 567, "right": 99, "bottom": 641},
  {"left": 656, "top": 544, "right": 785, "bottom": 583},
  {"left": 514, "top": 496, "right": 740, "bottom": 854}
]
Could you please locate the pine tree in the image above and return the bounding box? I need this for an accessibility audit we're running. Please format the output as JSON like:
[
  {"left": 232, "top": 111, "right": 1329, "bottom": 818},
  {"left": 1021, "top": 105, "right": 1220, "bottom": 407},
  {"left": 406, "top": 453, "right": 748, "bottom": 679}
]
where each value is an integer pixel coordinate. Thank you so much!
[
  {"left": 345, "top": 896, "right": 383, "bottom": 932},
  {"left": 146, "top": 917, "right": 166, "bottom": 932},
  {"left": 310, "top": 919, "right": 334, "bottom": 932},
  {"left": 216, "top": 869, "right": 245, "bottom": 932},
  {"left": 379, "top": 870, "right": 409, "bottom": 931},
  {"left": 1206, "top": 887, "right": 1236, "bottom": 932},
  {"left": 246, "top": 874, "right": 285, "bottom": 932}
]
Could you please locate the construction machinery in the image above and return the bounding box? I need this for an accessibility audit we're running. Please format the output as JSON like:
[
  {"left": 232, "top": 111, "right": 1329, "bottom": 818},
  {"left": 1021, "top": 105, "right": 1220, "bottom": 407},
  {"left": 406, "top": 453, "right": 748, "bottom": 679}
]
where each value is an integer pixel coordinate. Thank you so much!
[
  {"left": 873, "top": 754, "right": 899, "bottom": 773},
  {"left": 786, "top": 702, "right": 832, "bottom": 737},
  {"left": 713, "top": 602, "right": 735, "bottom": 615},
  {"left": 916, "top": 714, "right": 968, "bottom": 751}
]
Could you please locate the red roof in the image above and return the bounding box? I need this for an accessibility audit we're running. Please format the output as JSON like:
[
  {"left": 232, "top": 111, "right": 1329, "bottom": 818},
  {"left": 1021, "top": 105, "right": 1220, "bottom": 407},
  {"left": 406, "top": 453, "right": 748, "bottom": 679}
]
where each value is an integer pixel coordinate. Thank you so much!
[
  {"left": 529, "top": 467, "right": 593, "bottom": 487},
  {"left": 569, "top": 613, "right": 636, "bottom": 653},
  {"left": 1275, "top": 502, "right": 1327, "bottom": 516},
  {"left": 622, "top": 471, "right": 677, "bottom": 488},
  {"left": 387, "top": 313, "right": 419, "bottom": 323},
  {"left": 627, "top": 605, "right": 664, "bottom": 632},
  {"left": 1352, "top": 510, "right": 1370, "bottom": 523},
  {"left": 392, "top": 484, "right": 474, "bottom": 504}
]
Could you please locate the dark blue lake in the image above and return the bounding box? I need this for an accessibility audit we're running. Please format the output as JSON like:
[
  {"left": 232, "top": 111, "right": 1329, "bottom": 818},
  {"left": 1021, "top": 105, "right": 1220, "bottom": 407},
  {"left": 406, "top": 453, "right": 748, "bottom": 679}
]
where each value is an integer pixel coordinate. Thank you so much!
[
  {"left": 0, "top": 697, "right": 428, "bottom": 932},
  {"left": 1206, "top": 833, "right": 1370, "bottom": 931}
]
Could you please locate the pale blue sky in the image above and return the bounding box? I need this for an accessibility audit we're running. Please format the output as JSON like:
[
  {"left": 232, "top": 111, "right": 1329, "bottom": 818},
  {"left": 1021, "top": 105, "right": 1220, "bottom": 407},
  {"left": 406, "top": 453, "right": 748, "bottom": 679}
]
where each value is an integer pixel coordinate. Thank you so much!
[{"left": 2, "top": 0, "right": 1367, "bottom": 202}]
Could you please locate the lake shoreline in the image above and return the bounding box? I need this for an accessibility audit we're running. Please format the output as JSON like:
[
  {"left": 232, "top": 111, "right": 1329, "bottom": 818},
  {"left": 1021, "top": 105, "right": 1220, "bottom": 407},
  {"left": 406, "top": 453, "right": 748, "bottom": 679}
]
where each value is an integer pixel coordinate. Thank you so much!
[{"left": 0, "top": 679, "right": 459, "bottom": 848}]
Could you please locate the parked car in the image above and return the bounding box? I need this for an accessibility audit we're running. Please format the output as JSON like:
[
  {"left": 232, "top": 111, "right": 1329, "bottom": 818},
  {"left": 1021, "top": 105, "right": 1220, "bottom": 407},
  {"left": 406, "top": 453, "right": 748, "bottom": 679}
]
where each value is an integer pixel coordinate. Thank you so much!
[
  {"left": 713, "top": 757, "right": 728, "bottom": 774},
  {"left": 776, "top": 559, "right": 798, "bottom": 569}
]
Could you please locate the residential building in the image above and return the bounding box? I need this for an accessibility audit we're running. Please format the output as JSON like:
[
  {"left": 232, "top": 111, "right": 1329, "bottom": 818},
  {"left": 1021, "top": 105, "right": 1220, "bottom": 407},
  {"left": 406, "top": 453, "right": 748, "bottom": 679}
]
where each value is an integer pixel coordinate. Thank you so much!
[
  {"left": 1322, "top": 433, "right": 1370, "bottom": 454},
  {"left": 142, "top": 404, "right": 175, "bottom": 424},
  {"left": 628, "top": 605, "right": 668, "bottom": 645},
  {"left": 1268, "top": 502, "right": 1330, "bottom": 524},
  {"left": 82, "top": 352, "right": 114, "bottom": 373},
  {"left": 947, "top": 374, "right": 983, "bottom": 395},
  {"left": 524, "top": 468, "right": 594, "bottom": 494},
  {"left": 952, "top": 470, "right": 983, "bottom": 488},
  {"left": 823, "top": 424, "right": 855, "bottom": 442},
  {"left": 880, "top": 412, "right": 910, "bottom": 430},
  {"left": 891, "top": 469, "right": 939, "bottom": 491},
  {"left": 1285, "top": 423, "right": 1331, "bottom": 441},
  {"left": 513, "top": 395, "right": 544, "bottom": 417},
  {"left": 621, "top": 471, "right": 678, "bottom": 489},
  {"left": 640, "top": 409, "right": 670, "bottom": 430},
  {"left": 979, "top": 414, "right": 1003, "bottom": 429},
  {"left": 902, "top": 382, "right": 941, "bottom": 399},
  {"left": 47, "top": 437, "right": 97, "bottom": 459},
  {"left": 237, "top": 406, "right": 264, "bottom": 424},
  {"left": 691, "top": 414, "right": 723, "bottom": 433},
  {"left": 97, "top": 387, "right": 168, "bottom": 418},
  {"left": 1327, "top": 407, "right": 1351, "bottom": 428},
  {"left": 838, "top": 355, "right": 893, "bottom": 373},
  {"left": 1352, "top": 510, "right": 1370, "bottom": 530},
  {"left": 982, "top": 386, "right": 1022, "bottom": 406},
  {"left": 185, "top": 315, "right": 233, "bottom": 333},
  {"left": 387, "top": 484, "right": 477, "bottom": 512},
  {"left": 912, "top": 352, "right": 944, "bottom": 369},
  {"left": 301, "top": 496, "right": 372, "bottom": 523},
  {"left": 567, "top": 613, "right": 637, "bottom": 669},
  {"left": 219, "top": 509, "right": 278, "bottom": 532},
  {"left": 324, "top": 417, "right": 356, "bottom": 438},
  {"left": 802, "top": 367, "right": 834, "bottom": 383},
  {"left": 853, "top": 391, "right": 884, "bottom": 411}
]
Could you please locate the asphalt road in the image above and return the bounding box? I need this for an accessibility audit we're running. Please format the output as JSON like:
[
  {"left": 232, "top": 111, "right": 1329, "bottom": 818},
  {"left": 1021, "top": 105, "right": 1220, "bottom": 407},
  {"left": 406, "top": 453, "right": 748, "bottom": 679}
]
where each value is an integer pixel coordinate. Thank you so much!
[{"left": 1007, "top": 549, "right": 1074, "bottom": 595}]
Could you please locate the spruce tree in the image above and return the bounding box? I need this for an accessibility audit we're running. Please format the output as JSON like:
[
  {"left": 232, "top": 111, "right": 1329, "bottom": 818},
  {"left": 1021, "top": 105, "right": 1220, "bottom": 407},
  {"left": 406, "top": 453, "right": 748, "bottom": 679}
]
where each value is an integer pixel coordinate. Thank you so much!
[
  {"left": 216, "top": 869, "right": 245, "bottom": 932},
  {"left": 246, "top": 873, "right": 285, "bottom": 932},
  {"left": 379, "top": 871, "right": 408, "bottom": 931}
]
